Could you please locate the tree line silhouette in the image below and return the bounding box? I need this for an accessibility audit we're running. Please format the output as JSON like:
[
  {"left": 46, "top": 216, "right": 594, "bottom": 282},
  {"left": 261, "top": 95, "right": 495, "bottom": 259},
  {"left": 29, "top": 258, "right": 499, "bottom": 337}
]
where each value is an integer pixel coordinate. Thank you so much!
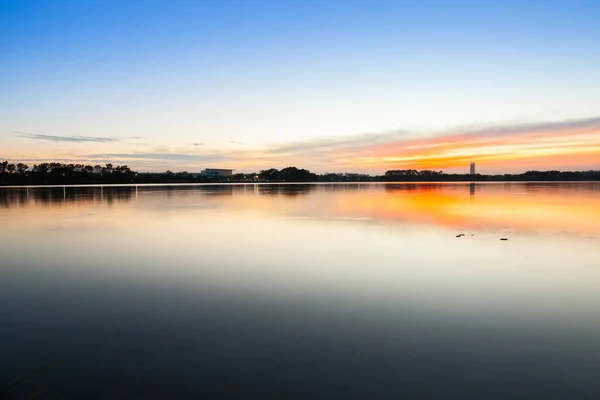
[
  {"left": 1, "top": 160, "right": 599, "bottom": 185},
  {"left": 381, "top": 169, "right": 600, "bottom": 182},
  {"left": 0, "top": 161, "right": 135, "bottom": 185}
]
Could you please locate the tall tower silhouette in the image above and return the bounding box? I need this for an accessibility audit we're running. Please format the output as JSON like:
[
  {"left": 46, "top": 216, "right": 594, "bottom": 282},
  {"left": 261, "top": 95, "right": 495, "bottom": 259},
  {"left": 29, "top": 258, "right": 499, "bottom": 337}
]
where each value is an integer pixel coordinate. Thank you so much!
[{"left": 470, "top": 162, "right": 476, "bottom": 175}]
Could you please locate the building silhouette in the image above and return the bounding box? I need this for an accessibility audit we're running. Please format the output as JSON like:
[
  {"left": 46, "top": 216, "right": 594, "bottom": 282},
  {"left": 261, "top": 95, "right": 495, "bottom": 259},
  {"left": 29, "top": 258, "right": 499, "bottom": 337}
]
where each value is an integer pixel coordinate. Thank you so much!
[
  {"left": 201, "top": 168, "right": 234, "bottom": 178},
  {"left": 470, "top": 162, "right": 476, "bottom": 175}
]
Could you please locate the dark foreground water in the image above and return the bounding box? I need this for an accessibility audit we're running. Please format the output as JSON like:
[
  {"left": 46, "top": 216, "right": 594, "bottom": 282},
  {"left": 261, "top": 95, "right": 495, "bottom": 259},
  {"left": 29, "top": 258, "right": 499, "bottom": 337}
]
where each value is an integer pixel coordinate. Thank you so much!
[{"left": 1, "top": 182, "right": 600, "bottom": 399}]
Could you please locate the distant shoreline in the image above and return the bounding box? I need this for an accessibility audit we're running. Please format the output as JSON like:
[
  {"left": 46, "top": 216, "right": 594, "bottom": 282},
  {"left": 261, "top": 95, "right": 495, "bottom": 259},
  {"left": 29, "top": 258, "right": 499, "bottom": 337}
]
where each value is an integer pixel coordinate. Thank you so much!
[
  {"left": 2, "top": 181, "right": 600, "bottom": 189},
  {"left": 1, "top": 161, "right": 599, "bottom": 186}
]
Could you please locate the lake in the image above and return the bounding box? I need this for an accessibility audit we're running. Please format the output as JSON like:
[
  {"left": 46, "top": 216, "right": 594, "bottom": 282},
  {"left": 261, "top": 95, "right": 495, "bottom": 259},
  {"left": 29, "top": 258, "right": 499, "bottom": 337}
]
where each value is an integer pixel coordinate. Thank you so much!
[{"left": 1, "top": 182, "right": 600, "bottom": 399}]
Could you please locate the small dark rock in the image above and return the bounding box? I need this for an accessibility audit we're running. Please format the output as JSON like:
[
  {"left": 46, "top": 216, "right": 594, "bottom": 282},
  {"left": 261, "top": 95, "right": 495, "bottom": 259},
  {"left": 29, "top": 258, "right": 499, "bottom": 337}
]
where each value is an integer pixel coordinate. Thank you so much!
[{"left": 500, "top": 238, "right": 508, "bottom": 241}]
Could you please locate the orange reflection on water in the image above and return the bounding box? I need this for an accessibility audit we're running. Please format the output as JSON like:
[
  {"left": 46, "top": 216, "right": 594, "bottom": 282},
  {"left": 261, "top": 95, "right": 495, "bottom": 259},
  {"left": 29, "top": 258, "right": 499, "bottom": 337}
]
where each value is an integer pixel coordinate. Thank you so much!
[
  {"left": 332, "top": 183, "right": 600, "bottom": 236},
  {"left": 2, "top": 183, "right": 600, "bottom": 238}
]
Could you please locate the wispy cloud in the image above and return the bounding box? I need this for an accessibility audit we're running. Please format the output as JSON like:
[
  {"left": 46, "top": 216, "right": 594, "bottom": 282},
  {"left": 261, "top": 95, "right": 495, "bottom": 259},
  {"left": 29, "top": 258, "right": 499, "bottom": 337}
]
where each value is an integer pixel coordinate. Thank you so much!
[
  {"left": 230, "top": 141, "right": 245, "bottom": 145},
  {"left": 224, "top": 116, "right": 600, "bottom": 173},
  {"left": 264, "top": 117, "right": 600, "bottom": 157},
  {"left": 86, "top": 152, "right": 224, "bottom": 162},
  {"left": 0, "top": 155, "right": 103, "bottom": 165},
  {"left": 6, "top": 116, "right": 600, "bottom": 173},
  {"left": 456, "top": 116, "right": 600, "bottom": 137},
  {"left": 333, "top": 116, "right": 600, "bottom": 172},
  {"left": 11, "top": 131, "right": 117, "bottom": 143},
  {"left": 266, "top": 130, "right": 414, "bottom": 155}
]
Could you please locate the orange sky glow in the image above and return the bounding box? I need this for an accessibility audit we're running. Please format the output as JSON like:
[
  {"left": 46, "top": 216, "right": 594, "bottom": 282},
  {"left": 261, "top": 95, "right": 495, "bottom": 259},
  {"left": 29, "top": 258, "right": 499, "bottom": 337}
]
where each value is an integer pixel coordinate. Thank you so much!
[
  {"left": 2, "top": 118, "right": 599, "bottom": 174},
  {"left": 332, "top": 127, "right": 600, "bottom": 173}
]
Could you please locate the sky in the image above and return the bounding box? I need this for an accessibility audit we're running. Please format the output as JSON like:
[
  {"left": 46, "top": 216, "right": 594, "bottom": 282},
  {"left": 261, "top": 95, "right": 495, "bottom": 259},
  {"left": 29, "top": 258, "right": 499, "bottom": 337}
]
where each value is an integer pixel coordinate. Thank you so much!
[{"left": 1, "top": 0, "right": 599, "bottom": 174}]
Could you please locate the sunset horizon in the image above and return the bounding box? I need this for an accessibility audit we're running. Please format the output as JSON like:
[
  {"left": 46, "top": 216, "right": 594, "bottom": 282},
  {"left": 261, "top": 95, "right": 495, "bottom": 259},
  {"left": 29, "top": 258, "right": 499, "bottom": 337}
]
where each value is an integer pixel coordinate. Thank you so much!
[
  {"left": 3, "top": 2, "right": 600, "bottom": 398},
  {"left": 2, "top": 0, "right": 599, "bottom": 174},
  {"left": 3, "top": 115, "right": 600, "bottom": 175}
]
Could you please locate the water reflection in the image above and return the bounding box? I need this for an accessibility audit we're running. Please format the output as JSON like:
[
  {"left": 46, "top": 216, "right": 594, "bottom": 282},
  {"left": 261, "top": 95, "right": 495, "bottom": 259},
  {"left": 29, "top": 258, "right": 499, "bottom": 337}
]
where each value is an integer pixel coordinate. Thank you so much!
[
  {"left": 2, "top": 182, "right": 600, "bottom": 399},
  {"left": 0, "top": 186, "right": 137, "bottom": 208},
  {"left": 2, "top": 183, "right": 600, "bottom": 238},
  {"left": 257, "top": 183, "right": 314, "bottom": 196},
  {"left": 0, "top": 184, "right": 319, "bottom": 208}
]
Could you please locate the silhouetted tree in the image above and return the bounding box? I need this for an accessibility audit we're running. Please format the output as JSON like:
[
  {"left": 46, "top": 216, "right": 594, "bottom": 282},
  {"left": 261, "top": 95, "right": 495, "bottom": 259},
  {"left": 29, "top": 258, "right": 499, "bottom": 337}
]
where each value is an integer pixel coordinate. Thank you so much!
[
  {"left": 279, "top": 167, "right": 318, "bottom": 182},
  {"left": 259, "top": 168, "right": 281, "bottom": 181},
  {"left": 16, "top": 163, "right": 28, "bottom": 175}
]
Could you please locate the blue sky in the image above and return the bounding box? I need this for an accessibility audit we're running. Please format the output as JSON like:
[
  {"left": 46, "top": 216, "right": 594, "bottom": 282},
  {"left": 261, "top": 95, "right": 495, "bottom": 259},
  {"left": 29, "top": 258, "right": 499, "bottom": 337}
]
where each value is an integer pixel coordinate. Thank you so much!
[{"left": 1, "top": 0, "right": 599, "bottom": 172}]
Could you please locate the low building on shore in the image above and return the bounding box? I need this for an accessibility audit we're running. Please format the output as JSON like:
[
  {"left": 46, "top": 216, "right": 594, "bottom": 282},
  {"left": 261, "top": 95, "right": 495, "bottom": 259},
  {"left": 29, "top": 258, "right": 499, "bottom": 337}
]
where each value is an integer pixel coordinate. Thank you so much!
[{"left": 200, "top": 168, "right": 234, "bottom": 178}]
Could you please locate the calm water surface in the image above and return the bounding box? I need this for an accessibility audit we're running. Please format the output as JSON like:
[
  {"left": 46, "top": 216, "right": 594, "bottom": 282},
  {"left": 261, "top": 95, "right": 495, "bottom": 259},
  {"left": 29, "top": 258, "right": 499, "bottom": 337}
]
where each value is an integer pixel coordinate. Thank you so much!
[{"left": 1, "top": 182, "right": 600, "bottom": 399}]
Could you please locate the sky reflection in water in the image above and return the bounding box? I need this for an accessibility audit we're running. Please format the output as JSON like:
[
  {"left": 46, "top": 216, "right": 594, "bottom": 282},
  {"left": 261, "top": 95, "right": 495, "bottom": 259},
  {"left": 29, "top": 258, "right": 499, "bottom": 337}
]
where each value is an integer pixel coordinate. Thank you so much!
[{"left": 1, "top": 183, "right": 600, "bottom": 399}]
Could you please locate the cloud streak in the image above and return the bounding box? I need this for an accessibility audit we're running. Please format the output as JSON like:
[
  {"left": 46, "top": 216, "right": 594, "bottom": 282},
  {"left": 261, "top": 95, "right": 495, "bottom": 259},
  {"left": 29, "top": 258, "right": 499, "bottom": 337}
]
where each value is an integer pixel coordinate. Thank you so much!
[
  {"left": 5, "top": 116, "right": 600, "bottom": 173},
  {"left": 457, "top": 116, "right": 600, "bottom": 137},
  {"left": 227, "top": 116, "right": 600, "bottom": 173},
  {"left": 86, "top": 152, "right": 223, "bottom": 162},
  {"left": 341, "top": 116, "right": 600, "bottom": 172},
  {"left": 266, "top": 130, "right": 414, "bottom": 155},
  {"left": 11, "top": 131, "right": 117, "bottom": 143}
]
